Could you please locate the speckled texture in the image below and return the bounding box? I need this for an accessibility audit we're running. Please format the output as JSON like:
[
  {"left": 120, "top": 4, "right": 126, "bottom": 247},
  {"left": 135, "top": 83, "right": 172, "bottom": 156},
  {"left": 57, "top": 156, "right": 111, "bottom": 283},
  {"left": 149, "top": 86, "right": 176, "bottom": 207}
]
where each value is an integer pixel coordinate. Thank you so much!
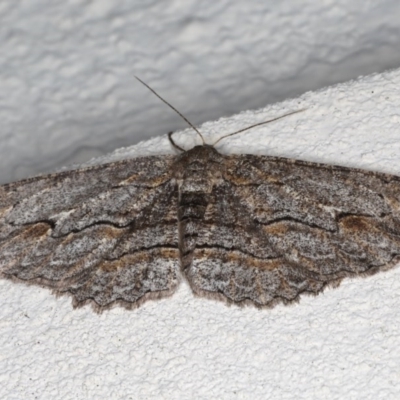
[
  {"left": 1, "top": 0, "right": 400, "bottom": 184},
  {"left": 4, "top": 140, "right": 400, "bottom": 314},
  {"left": 2, "top": 2, "right": 400, "bottom": 399}
]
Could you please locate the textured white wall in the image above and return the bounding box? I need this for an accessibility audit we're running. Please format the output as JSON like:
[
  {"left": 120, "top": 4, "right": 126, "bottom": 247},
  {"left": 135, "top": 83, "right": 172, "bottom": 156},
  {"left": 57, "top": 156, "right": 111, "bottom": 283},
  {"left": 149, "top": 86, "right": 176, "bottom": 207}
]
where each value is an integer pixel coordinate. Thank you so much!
[
  {"left": 1, "top": 0, "right": 400, "bottom": 184},
  {"left": 2, "top": 1, "right": 400, "bottom": 399},
  {"left": 2, "top": 68, "right": 400, "bottom": 400}
]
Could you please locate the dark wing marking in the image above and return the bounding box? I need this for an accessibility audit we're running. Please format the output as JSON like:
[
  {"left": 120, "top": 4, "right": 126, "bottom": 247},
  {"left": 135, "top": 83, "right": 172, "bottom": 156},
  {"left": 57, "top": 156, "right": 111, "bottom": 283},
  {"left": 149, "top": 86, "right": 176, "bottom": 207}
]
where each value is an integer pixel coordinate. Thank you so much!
[
  {"left": 185, "top": 154, "right": 400, "bottom": 308},
  {"left": 0, "top": 156, "right": 180, "bottom": 311}
]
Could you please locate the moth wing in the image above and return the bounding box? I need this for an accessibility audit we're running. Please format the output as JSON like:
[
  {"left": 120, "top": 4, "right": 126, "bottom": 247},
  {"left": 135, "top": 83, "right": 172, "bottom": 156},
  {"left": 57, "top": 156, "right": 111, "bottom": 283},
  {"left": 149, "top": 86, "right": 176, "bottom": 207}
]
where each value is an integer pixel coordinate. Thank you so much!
[
  {"left": 185, "top": 154, "right": 400, "bottom": 308},
  {"left": 0, "top": 156, "right": 180, "bottom": 311}
]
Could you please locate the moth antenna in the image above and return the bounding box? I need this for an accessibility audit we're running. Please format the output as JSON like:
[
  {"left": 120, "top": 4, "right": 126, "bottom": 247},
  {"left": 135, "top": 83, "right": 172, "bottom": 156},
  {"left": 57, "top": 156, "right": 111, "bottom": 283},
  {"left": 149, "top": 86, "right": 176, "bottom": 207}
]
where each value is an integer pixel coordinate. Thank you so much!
[
  {"left": 135, "top": 76, "right": 206, "bottom": 146},
  {"left": 212, "top": 108, "right": 306, "bottom": 146},
  {"left": 168, "top": 131, "right": 186, "bottom": 152}
]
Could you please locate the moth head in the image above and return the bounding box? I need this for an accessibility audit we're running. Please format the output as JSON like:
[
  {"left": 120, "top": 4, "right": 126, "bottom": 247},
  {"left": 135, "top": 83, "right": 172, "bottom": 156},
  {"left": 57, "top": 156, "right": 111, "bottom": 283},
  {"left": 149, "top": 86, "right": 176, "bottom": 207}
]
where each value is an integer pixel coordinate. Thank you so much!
[{"left": 172, "top": 144, "right": 225, "bottom": 181}]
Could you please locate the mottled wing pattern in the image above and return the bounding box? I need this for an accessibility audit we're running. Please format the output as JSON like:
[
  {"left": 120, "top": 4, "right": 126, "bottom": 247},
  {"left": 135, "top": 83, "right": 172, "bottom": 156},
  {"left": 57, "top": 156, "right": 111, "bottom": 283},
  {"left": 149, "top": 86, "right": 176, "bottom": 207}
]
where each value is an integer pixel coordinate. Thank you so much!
[
  {"left": 0, "top": 156, "right": 180, "bottom": 311},
  {"left": 185, "top": 154, "right": 400, "bottom": 308}
]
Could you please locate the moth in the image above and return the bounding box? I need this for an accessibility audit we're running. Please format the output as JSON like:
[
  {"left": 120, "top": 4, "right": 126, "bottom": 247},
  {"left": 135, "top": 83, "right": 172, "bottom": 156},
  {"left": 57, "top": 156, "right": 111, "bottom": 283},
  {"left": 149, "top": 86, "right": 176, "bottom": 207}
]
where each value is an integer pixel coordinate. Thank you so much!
[{"left": 1, "top": 77, "right": 400, "bottom": 312}]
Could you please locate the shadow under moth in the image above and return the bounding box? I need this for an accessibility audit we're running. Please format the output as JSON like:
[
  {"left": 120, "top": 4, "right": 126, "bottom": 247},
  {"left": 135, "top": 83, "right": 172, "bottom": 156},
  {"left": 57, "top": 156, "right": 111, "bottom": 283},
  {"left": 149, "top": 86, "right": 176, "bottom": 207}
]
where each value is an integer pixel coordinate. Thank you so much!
[{"left": 1, "top": 78, "right": 399, "bottom": 312}]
